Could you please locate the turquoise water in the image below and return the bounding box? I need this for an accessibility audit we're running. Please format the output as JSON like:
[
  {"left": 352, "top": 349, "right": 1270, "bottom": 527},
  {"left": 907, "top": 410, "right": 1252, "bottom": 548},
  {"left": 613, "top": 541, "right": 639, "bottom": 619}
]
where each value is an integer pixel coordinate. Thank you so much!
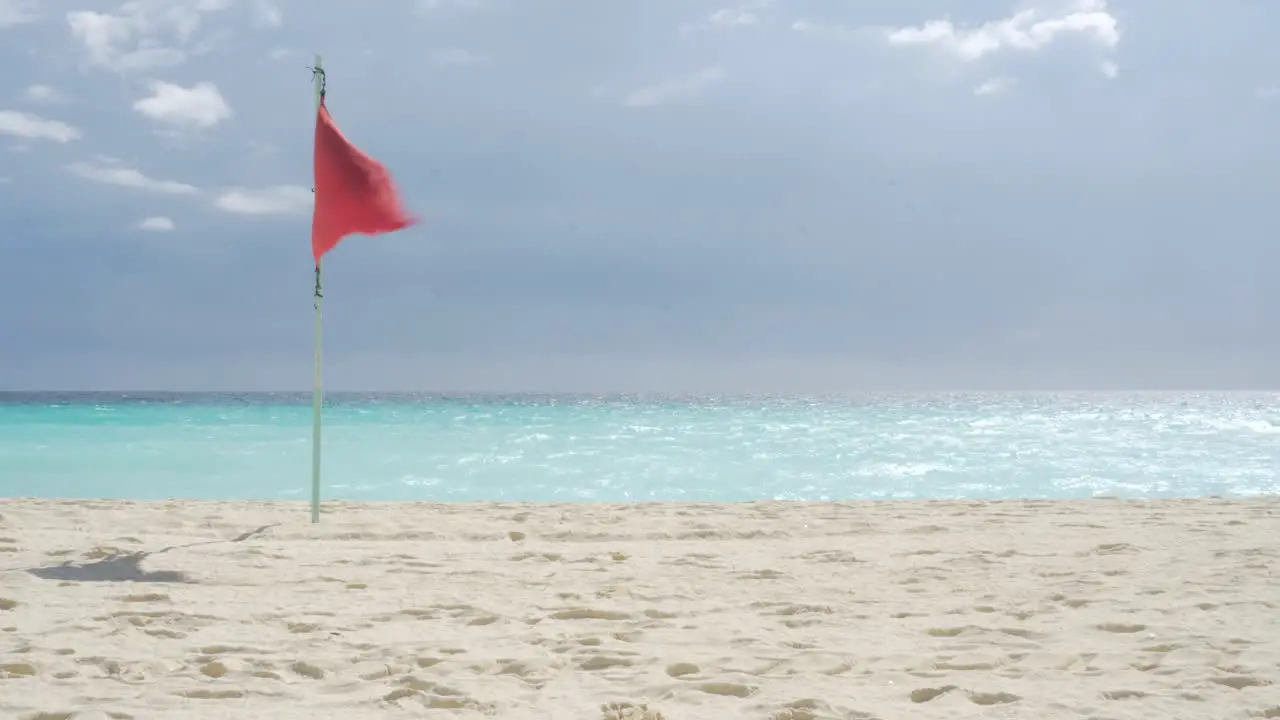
[{"left": 0, "top": 392, "right": 1276, "bottom": 501}]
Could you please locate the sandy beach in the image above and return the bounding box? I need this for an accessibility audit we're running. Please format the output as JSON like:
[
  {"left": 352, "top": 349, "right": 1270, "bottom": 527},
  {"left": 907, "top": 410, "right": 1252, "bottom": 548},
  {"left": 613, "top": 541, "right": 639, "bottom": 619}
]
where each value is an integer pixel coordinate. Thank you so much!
[{"left": 0, "top": 498, "right": 1276, "bottom": 719}]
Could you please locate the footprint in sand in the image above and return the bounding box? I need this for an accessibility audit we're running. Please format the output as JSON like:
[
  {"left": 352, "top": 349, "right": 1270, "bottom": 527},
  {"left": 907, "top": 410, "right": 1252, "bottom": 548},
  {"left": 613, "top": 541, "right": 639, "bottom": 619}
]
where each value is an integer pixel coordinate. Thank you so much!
[{"left": 665, "top": 662, "right": 699, "bottom": 678}]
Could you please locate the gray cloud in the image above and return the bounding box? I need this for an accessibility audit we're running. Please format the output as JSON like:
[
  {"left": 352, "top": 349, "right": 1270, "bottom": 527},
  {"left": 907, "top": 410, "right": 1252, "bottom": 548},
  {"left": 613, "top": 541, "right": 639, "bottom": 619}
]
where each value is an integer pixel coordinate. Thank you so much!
[{"left": 2, "top": 0, "right": 1279, "bottom": 390}]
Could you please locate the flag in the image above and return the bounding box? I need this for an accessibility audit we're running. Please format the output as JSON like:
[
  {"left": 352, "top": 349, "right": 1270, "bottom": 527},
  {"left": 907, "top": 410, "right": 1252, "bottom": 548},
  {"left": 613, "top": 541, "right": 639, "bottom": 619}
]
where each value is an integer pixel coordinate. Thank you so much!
[{"left": 311, "top": 100, "right": 416, "bottom": 263}]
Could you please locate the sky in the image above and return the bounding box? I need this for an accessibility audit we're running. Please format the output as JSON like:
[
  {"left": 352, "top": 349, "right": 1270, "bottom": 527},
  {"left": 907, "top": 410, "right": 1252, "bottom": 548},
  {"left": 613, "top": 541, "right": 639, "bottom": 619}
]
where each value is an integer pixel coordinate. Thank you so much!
[{"left": 1, "top": 0, "right": 1279, "bottom": 392}]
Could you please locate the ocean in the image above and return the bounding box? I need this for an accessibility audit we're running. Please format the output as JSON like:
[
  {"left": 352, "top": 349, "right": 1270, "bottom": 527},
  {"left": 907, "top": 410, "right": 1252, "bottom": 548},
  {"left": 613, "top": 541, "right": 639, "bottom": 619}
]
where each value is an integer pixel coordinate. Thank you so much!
[{"left": 0, "top": 392, "right": 1276, "bottom": 502}]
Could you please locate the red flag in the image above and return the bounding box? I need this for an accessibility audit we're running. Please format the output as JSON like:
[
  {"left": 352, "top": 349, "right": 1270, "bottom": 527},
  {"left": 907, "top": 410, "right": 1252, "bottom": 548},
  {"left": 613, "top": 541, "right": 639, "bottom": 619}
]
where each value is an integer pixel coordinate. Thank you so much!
[{"left": 311, "top": 100, "right": 416, "bottom": 263}]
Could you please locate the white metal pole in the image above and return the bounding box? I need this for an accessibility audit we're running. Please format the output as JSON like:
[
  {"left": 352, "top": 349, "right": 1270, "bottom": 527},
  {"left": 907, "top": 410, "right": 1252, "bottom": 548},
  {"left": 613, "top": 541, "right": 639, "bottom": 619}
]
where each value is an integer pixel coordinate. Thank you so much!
[{"left": 310, "top": 54, "right": 324, "bottom": 524}]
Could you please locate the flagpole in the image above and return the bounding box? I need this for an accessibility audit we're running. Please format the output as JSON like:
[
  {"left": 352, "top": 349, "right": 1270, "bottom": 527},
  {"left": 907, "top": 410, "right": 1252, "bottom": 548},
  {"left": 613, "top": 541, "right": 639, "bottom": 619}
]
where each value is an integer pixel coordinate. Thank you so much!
[{"left": 310, "top": 54, "right": 325, "bottom": 524}]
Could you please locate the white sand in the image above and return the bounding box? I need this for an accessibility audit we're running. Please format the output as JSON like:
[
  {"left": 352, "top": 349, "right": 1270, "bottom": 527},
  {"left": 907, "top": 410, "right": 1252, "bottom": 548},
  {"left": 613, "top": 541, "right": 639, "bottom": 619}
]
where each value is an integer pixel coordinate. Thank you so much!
[{"left": 0, "top": 498, "right": 1276, "bottom": 720}]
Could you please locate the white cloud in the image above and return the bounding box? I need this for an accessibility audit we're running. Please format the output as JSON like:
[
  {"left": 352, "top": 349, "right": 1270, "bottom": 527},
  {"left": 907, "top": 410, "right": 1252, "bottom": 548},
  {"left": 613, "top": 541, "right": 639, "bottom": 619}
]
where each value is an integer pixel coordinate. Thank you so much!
[
  {"left": 709, "top": 7, "right": 760, "bottom": 27},
  {"left": 0, "top": 110, "right": 81, "bottom": 142},
  {"left": 66, "top": 0, "right": 230, "bottom": 72},
  {"left": 23, "top": 84, "right": 60, "bottom": 104},
  {"left": 137, "top": 216, "right": 176, "bottom": 231},
  {"left": 418, "top": 0, "right": 484, "bottom": 11},
  {"left": 432, "top": 48, "right": 485, "bottom": 67},
  {"left": 624, "top": 67, "right": 725, "bottom": 107},
  {"left": 133, "top": 81, "right": 231, "bottom": 129},
  {"left": 974, "top": 76, "right": 1016, "bottom": 96},
  {"left": 214, "top": 185, "right": 312, "bottom": 215},
  {"left": 0, "top": 0, "right": 35, "bottom": 27},
  {"left": 1099, "top": 60, "right": 1118, "bottom": 79},
  {"left": 680, "top": 1, "right": 773, "bottom": 35},
  {"left": 885, "top": 0, "right": 1119, "bottom": 61},
  {"left": 68, "top": 161, "right": 197, "bottom": 194},
  {"left": 250, "top": 0, "right": 281, "bottom": 28},
  {"left": 789, "top": 18, "right": 859, "bottom": 39},
  {"left": 1255, "top": 87, "right": 1279, "bottom": 101}
]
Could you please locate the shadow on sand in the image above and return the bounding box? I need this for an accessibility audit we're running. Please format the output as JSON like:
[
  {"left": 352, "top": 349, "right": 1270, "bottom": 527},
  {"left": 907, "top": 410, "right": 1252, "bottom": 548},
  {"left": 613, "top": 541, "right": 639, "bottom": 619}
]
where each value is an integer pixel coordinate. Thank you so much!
[
  {"left": 28, "top": 553, "right": 191, "bottom": 583},
  {"left": 24, "top": 524, "right": 278, "bottom": 584}
]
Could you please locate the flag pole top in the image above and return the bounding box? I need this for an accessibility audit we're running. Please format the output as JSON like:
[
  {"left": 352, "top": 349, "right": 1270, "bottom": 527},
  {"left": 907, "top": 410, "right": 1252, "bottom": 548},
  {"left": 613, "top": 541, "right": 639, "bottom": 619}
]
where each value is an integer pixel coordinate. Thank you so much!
[{"left": 310, "top": 55, "right": 326, "bottom": 103}]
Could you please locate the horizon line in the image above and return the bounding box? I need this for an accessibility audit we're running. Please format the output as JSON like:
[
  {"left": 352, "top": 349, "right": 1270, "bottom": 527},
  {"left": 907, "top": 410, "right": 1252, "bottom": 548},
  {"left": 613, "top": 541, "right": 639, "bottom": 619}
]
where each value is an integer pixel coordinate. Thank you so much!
[{"left": 2, "top": 388, "right": 1278, "bottom": 396}]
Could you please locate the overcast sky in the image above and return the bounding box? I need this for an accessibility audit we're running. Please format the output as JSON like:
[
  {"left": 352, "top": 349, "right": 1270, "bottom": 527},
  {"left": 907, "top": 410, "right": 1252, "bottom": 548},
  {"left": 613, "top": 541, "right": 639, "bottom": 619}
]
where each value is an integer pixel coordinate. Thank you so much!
[{"left": 1, "top": 0, "right": 1278, "bottom": 392}]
